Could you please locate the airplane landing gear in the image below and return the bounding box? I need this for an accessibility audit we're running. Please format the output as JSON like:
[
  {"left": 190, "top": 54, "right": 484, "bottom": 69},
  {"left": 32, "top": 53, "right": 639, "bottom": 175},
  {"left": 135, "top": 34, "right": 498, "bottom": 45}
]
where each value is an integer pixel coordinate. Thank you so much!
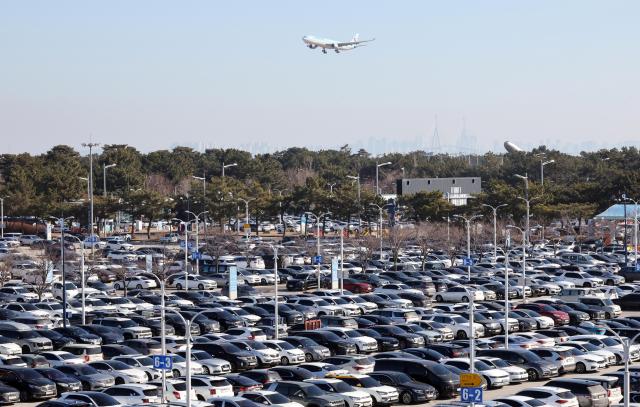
[{"left": 322, "top": 49, "right": 327, "bottom": 54}]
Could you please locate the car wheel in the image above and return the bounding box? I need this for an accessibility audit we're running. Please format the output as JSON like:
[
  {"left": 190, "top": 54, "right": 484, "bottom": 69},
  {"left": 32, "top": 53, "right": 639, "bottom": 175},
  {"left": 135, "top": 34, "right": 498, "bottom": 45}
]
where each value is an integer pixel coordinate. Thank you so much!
[
  {"left": 136, "top": 284, "right": 143, "bottom": 289},
  {"left": 400, "top": 391, "right": 413, "bottom": 405},
  {"left": 616, "top": 354, "right": 622, "bottom": 364},
  {"left": 461, "top": 296, "right": 469, "bottom": 302},
  {"left": 146, "top": 372, "right": 153, "bottom": 381},
  {"left": 583, "top": 282, "right": 591, "bottom": 288},
  {"left": 115, "top": 378, "right": 124, "bottom": 385},
  {"left": 197, "top": 395, "right": 205, "bottom": 401},
  {"left": 172, "top": 369, "right": 180, "bottom": 379},
  {"left": 605, "top": 312, "right": 612, "bottom": 319},
  {"left": 435, "top": 295, "right": 443, "bottom": 302},
  {"left": 19, "top": 391, "right": 28, "bottom": 402},
  {"left": 575, "top": 362, "right": 586, "bottom": 374},
  {"left": 198, "top": 284, "right": 204, "bottom": 290},
  {"left": 607, "top": 279, "right": 614, "bottom": 286},
  {"left": 485, "top": 377, "right": 492, "bottom": 388},
  {"left": 457, "top": 330, "right": 468, "bottom": 339},
  {"left": 202, "top": 366, "right": 210, "bottom": 374},
  {"left": 281, "top": 356, "right": 289, "bottom": 365},
  {"left": 16, "top": 298, "right": 23, "bottom": 303},
  {"left": 261, "top": 279, "right": 267, "bottom": 285},
  {"left": 305, "top": 353, "right": 313, "bottom": 362},
  {"left": 114, "top": 283, "right": 121, "bottom": 290},
  {"left": 527, "top": 368, "right": 539, "bottom": 381},
  {"left": 176, "top": 284, "right": 182, "bottom": 290}
]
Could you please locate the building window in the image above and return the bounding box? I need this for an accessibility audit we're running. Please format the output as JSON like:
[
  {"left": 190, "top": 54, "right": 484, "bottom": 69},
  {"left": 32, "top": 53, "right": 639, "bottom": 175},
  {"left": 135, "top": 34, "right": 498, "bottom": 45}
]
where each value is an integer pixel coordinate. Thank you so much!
[
  {"left": 471, "top": 179, "right": 476, "bottom": 184},
  {"left": 452, "top": 179, "right": 456, "bottom": 184},
  {"left": 427, "top": 180, "right": 431, "bottom": 185},
  {"left": 406, "top": 181, "right": 409, "bottom": 185}
]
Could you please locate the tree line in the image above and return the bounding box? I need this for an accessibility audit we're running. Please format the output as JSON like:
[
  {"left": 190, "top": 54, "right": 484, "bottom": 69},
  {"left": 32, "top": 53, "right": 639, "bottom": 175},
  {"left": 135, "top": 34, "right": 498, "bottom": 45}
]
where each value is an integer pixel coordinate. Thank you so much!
[{"left": 1, "top": 143, "right": 637, "bottom": 236}]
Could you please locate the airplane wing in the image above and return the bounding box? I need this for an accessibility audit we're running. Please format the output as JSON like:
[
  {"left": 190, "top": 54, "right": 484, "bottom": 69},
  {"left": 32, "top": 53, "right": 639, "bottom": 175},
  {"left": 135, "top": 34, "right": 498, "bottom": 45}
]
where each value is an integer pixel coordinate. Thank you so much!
[{"left": 336, "top": 38, "right": 375, "bottom": 47}]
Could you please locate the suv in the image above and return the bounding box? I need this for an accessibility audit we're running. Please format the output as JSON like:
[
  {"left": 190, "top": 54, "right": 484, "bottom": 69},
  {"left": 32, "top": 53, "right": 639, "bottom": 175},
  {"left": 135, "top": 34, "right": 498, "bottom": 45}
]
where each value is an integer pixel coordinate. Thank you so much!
[
  {"left": 373, "top": 358, "right": 460, "bottom": 399},
  {"left": 92, "top": 318, "right": 152, "bottom": 340},
  {"left": 578, "top": 297, "right": 622, "bottom": 318},
  {"left": 265, "top": 381, "right": 346, "bottom": 407},
  {"left": 545, "top": 378, "right": 608, "bottom": 407},
  {"left": 476, "top": 349, "right": 559, "bottom": 381}
]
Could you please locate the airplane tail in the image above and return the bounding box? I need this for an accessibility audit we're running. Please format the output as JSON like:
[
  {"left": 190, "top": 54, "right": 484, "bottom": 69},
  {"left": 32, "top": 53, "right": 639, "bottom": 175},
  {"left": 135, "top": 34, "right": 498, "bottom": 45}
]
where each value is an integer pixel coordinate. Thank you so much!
[{"left": 352, "top": 33, "right": 359, "bottom": 42}]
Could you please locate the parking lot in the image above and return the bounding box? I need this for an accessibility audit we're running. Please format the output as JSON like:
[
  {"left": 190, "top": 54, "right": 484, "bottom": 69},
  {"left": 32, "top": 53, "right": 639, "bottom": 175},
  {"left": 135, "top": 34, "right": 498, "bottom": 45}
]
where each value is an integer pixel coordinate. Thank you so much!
[{"left": 0, "top": 232, "right": 639, "bottom": 407}]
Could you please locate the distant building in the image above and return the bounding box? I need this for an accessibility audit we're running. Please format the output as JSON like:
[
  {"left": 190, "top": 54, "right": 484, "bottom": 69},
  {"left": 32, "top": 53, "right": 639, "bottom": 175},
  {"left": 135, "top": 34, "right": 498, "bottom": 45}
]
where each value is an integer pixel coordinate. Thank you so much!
[{"left": 396, "top": 177, "right": 481, "bottom": 206}]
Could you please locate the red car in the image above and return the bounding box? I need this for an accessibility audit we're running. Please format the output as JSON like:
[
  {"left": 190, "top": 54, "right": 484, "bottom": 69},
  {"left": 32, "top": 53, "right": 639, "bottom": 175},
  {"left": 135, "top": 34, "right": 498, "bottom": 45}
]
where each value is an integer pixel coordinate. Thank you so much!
[
  {"left": 516, "top": 303, "right": 570, "bottom": 326},
  {"left": 342, "top": 279, "right": 373, "bottom": 293}
]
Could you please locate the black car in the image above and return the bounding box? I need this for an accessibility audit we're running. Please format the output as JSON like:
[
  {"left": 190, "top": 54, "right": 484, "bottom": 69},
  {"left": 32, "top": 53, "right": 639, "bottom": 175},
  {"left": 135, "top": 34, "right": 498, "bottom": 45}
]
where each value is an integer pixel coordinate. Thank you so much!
[
  {"left": 34, "top": 330, "right": 75, "bottom": 350},
  {"left": 53, "top": 365, "right": 115, "bottom": 391},
  {"left": 370, "top": 325, "right": 425, "bottom": 349},
  {"left": 286, "top": 273, "right": 319, "bottom": 291},
  {"left": 292, "top": 331, "right": 357, "bottom": 355},
  {"left": 543, "top": 304, "right": 591, "bottom": 325},
  {"left": 403, "top": 348, "right": 447, "bottom": 362},
  {"left": 253, "top": 304, "right": 305, "bottom": 325},
  {"left": 192, "top": 341, "right": 258, "bottom": 371},
  {"left": 52, "top": 327, "right": 101, "bottom": 345},
  {"left": 0, "top": 383, "right": 19, "bottom": 405},
  {"left": 192, "top": 308, "right": 245, "bottom": 330},
  {"left": 374, "top": 358, "right": 460, "bottom": 399},
  {"left": 121, "top": 339, "right": 161, "bottom": 355},
  {"left": 357, "top": 314, "right": 395, "bottom": 326},
  {"left": 35, "top": 368, "right": 82, "bottom": 394},
  {"left": 356, "top": 328, "right": 400, "bottom": 351},
  {"left": 224, "top": 373, "right": 263, "bottom": 394},
  {"left": 178, "top": 310, "right": 221, "bottom": 334},
  {"left": 370, "top": 371, "right": 438, "bottom": 405},
  {"left": 164, "top": 314, "right": 201, "bottom": 336},
  {"left": 78, "top": 325, "right": 124, "bottom": 344},
  {"left": 426, "top": 343, "right": 468, "bottom": 359},
  {"left": 477, "top": 348, "right": 560, "bottom": 381},
  {"left": 239, "top": 369, "right": 282, "bottom": 385},
  {"left": 126, "top": 315, "right": 176, "bottom": 337},
  {"left": 268, "top": 366, "right": 314, "bottom": 381},
  {"left": 100, "top": 344, "right": 140, "bottom": 359},
  {"left": 613, "top": 293, "right": 640, "bottom": 310},
  {"left": 0, "top": 367, "right": 57, "bottom": 401}
]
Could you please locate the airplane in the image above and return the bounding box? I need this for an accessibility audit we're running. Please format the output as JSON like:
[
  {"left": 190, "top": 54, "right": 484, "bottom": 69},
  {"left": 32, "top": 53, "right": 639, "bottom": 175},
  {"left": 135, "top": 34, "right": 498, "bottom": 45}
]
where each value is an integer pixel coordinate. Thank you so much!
[{"left": 302, "top": 33, "right": 375, "bottom": 54}]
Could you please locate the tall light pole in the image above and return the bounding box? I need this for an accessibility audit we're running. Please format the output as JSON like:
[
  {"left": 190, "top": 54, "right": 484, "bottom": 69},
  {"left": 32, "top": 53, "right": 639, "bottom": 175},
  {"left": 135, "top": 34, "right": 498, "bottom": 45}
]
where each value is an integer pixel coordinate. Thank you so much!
[
  {"left": 376, "top": 161, "right": 392, "bottom": 195},
  {"left": 347, "top": 175, "right": 361, "bottom": 232},
  {"left": 482, "top": 204, "right": 507, "bottom": 261},
  {"left": 51, "top": 216, "right": 73, "bottom": 328},
  {"left": 306, "top": 211, "right": 331, "bottom": 288},
  {"left": 339, "top": 226, "right": 345, "bottom": 294},
  {"left": 185, "top": 211, "right": 208, "bottom": 277},
  {"left": 515, "top": 173, "right": 529, "bottom": 253},
  {"left": 222, "top": 162, "right": 238, "bottom": 178},
  {"left": 622, "top": 196, "right": 639, "bottom": 267},
  {"left": 79, "top": 177, "right": 90, "bottom": 231},
  {"left": 453, "top": 213, "right": 482, "bottom": 375},
  {"left": 540, "top": 159, "right": 554, "bottom": 187},
  {"left": 503, "top": 234, "right": 510, "bottom": 349},
  {"left": 192, "top": 175, "right": 207, "bottom": 240},
  {"left": 103, "top": 163, "right": 117, "bottom": 197},
  {"left": 401, "top": 167, "right": 405, "bottom": 178},
  {"left": 147, "top": 272, "right": 167, "bottom": 402},
  {"left": 0, "top": 197, "right": 5, "bottom": 238},
  {"left": 238, "top": 198, "right": 255, "bottom": 240},
  {"left": 64, "top": 234, "right": 86, "bottom": 325},
  {"left": 507, "top": 224, "right": 527, "bottom": 303},
  {"left": 370, "top": 204, "right": 387, "bottom": 263},
  {"left": 82, "top": 142, "right": 100, "bottom": 242}
]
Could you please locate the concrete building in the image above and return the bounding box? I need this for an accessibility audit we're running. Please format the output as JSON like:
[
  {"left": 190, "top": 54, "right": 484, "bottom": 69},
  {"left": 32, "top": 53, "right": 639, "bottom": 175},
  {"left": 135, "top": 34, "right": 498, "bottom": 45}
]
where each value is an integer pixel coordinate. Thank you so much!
[{"left": 396, "top": 177, "right": 481, "bottom": 206}]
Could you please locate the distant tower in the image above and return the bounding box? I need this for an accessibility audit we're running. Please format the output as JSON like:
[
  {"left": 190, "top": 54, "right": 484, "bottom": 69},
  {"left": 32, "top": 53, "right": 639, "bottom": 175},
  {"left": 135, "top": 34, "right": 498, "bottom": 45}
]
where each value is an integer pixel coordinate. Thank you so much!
[{"left": 431, "top": 114, "right": 441, "bottom": 153}]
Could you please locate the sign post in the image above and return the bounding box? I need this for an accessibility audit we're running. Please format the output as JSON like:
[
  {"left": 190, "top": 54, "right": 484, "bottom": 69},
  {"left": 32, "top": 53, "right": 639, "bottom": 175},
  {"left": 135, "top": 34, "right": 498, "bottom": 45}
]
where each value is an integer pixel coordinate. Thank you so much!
[
  {"left": 152, "top": 355, "right": 173, "bottom": 370},
  {"left": 460, "top": 373, "right": 482, "bottom": 405}
]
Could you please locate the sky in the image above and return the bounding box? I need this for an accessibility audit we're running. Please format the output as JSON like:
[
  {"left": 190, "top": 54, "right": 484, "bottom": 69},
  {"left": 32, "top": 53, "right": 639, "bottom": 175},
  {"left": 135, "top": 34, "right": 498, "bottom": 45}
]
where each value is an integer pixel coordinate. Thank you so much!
[{"left": 1, "top": 1, "right": 638, "bottom": 155}]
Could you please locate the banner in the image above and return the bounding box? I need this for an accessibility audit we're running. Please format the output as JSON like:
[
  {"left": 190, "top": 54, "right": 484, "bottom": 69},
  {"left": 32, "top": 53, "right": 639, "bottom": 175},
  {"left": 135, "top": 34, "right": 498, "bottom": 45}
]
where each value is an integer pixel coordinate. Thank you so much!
[
  {"left": 331, "top": 257, "right": 339, "bottom": 289},
  {"left": 228, "top": 265, "right": 238, "bottom": 299},
  {"left": 145, "top": 255, "right": 153, "bottom": 273}
]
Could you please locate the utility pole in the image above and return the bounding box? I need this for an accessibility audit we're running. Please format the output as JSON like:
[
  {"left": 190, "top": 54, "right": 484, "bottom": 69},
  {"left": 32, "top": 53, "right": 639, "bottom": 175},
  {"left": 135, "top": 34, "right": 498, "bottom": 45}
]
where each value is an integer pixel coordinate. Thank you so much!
[
  {"left": 82, "top": 142, "right": 100, "bottom": 253},
  {"left": 103, "top": 163, "right": 116, "bottom": 197},
  {"left": 482, "top": 204, "right": 507, "bottom": 261}
]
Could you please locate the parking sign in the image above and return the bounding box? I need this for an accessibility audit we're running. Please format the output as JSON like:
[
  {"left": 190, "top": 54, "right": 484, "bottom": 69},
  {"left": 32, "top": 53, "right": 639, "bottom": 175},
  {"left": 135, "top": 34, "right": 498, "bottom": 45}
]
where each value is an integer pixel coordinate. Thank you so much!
[
  {"left": 463, "top": 257, "right": 474, "bottom": 266},
  {"left": 152, "top": 355, "right": 173, "bottom": 370},
  {"left": 460, "top": 387, "right": 482, "bottom": 403}
]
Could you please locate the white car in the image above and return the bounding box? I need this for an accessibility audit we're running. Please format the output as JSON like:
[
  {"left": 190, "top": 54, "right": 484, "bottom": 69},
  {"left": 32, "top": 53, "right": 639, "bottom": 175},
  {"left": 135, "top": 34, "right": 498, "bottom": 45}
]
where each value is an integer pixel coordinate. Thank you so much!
[
  {"left": 19, "top": 235, "right": 43, "bottom": 246},
  {"left": 151, "top": 378, "right": 197, "bottom": 402},
  {"left": 442, "top": 358, "right": 510, "bottom": 388},
  {"left": 106, "top": 238, "right": 135, "bottom": 251},
  {"left": 478, "top": 357, "right": 528, "bottom": 383},
  {"left": 374, "top": 284, "right": 424, "bottom": 296},
  {"left": 564, "top": 341, "right": 617, "bottom": 366},
  {"left": 494, "top": 396, "right": 553, "bottom": 407},
  {"left": 320, "top": 328, "right": 378, "bottom": 354},
  {"left": 40, "top": 351, "right": 84, "bottom": 366},
  {"left": 225, "top": 327, "right": 268, "bottom": 341},
  {"left": 557, "top": 271, "right": 603, "bottom": 288},
  {"left": 102, "top": 384, "right": 161, "bottom": 404},
  {"left": 238, "top": 269, "right": 262, "bottom": 285},
  {"left": 171, "top": 275, "right": 218, "bottom": 290},
  {"left": 304, "top": 378, "right": 373, "bottom": 407},
  {"left": 112, "top": 355, "right": 162, "bottom": 382},
  {"left": 107, "top": 250, "right": 138, "bottom": 262},
  {"left": 434, "top": 286, "right": 485, "bottom": 303},
  {"left": 553, "top": 346, "right": 606, "bottom": 373},
  {"left": 330, "top": 374, "right": 398, "bottom": 406},
  {"left": 570, "top": 334, "right": 640, "bottom": 363},
  {"left": 3, "top": 302, "right": 52, "bottom": 319},
  {"left": 263, "top": 340, "right": 306, "bottom": 365},
  {"left": 89, "top": 360, "right": 148, "bottom": 384},
  {"left": 176, "top": 350, "right": 232, "bottom": 375},
  {"left": 428, "top": 314, "right": 485, "bottom": 339},
  {"left": 241, "top": 390, "right": 305, "bottom": 407},
  {"left": 516, "top": 386, "right": 579, "bottom": 407},
  {"left": 0, "top": 286, "right": 38, "bottom": 302},
  {"left": 0, "top": 355, "right": 26, "bottom": 367},
  {"left": 514, "top": 332, "right": 556, "bottom": 348},
  {"left": 229, "top": 340, "right": 280, "bottom": 367},
  {"left": 160, "top": 233, "right": 180, "bottom": 243},
  {"left": 190, "top": 375, "right": 234, "bottom": 400},
  {"left": 169, "top": 354, "right": 205, "bottom": 377},
  {"left": 58, "top": 391, "right": 121, "bottom": 406},
  {"left": 0, "top": 338, "right": 22, "bottom": 355},
  {"left": 112, "top": 276, "right": 157, "bottom": 290},
  {"left": 298, "top": 362, "right": 350, "bottom": 378}
]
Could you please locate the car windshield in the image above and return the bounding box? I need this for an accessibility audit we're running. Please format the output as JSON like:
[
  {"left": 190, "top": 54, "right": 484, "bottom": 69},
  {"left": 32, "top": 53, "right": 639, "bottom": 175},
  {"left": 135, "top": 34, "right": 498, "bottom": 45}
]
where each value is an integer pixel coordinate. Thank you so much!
[
  {"left": 107, "top": 361, "right": 130, "bottom": 370},
  {"left": 581, "top": 343, "right": 601, "bottom": 351},
  {"left": 37, "top": 368, "right": 67, "bottom": 380},
  {"left": 192, "top": 351, "right": 211, "bottom": 360},
  {"left": 276, "top": 341, "right": 294, "bottom": 350},
  {"left": 330, "top": 381, "right": 353, "bottom": 392},
  {"left": 172, "top": 355, "right": 186, "bottom": 363},
  {"left": 601, "top": 338, "right": 620, "bottom": 347},
  {"left": 474, "top": 361, "right": 493, "bottom": 371},
  {"left": 452, "top": 316, "right": 468, "bottom": 324},
  {"left": 489, "top": 359, "right": 509, "bottom": 368},
  {"left": 77, "top": 365, "right": 100, "bottom": 375},
  {"left": 15, "top": 369, "right": 43, "bottom": 380},
  {"left": 568, "top": 348, "right": 586, "bottom": 356},
  {"left": 246, "top": 341, "right": 268, "bottom": 350},
  {"left": 59, "top": 353, "right": 77, "bottom": 360},
  {"left": 305, "top": 384, "right": 326, "bottom": 397}
]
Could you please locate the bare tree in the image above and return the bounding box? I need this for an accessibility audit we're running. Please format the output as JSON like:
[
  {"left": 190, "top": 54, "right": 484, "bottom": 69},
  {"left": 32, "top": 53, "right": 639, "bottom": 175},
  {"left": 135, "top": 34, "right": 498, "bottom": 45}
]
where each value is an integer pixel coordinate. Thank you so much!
[
  {"left": 32, "top": 249, "right": 57, "bottom": 301},
  {"left": 354, "top": 235, "right": 379, "bottom": 267},
  {"left": 387, "top": 227, "right": 413, "bottom": 269},
  {"left": 414, "top": 222, "right": 449, "bottom": 270}
]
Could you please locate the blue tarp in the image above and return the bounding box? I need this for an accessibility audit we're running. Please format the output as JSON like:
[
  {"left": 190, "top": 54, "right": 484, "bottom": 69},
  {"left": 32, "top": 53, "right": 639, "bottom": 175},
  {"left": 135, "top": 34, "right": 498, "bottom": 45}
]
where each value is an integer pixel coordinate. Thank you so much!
[{"left": 595, "top": 204, "right": 640, "bottom": 220}]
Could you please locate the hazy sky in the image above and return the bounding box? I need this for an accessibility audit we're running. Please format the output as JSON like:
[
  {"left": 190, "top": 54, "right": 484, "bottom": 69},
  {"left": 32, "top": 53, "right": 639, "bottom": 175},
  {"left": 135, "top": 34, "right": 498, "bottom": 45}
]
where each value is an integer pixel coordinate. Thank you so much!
[{"left": 1, "top": 1, "right": 638, "bottom": 155}]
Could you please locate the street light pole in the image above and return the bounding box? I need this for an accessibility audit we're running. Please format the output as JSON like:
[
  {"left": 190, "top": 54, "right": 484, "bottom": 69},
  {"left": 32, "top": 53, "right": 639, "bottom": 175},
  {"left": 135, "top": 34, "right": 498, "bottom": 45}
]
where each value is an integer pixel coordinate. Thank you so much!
[
  {"left": 238, "top": 198, "right": 255, "bottom": 240},
  {"left": 453, "top": 214, "right": 482, "bottom": 375},
  {"left": 482, "top": 204, "right": 507, "bottom": 261},
  {"left": 65, "top": 235, "right": 86, "bottom": 325},
  {"left": 340, "top": 226, "right": 345, "bottom": 294},
  {"left": 515, "top": 173, "right": 529, "bottom": 252},
  {"left": 82, "top": 142, "right": 100, "bottom": 246},
  {"left": 347, "top": 175, "right": 361, "bottom": 232},
  {"left": 185, "top": 211, "right": 208, "bottom": 277},
  {"left": 370, "top": 204, "right": 388, "bottom": 263},
  {"left": 0, "top": 197, "right": 5, "bottom": 238},
  {"left": 504, "top": 235, "right": 510, "bottom": 349},
  {"left": 103, "top": 163, "right": 116, "bottom": 197},
  {"left": 306, "top": 211, "right": 331, "bottom": 288},
  {"left": 376, "top": 161, "right": 392, "bottom": 195},
  {"left": 541, "top": 159, "right": 554, "bottom": 187},
  {"left": 222, "top": 162, "right": 238, "bottom": 178},
  {"left": 507, "top": 225, "right": 527, "bottom": 303},
  {"left": 328, "top": 183, "right": 336, "bottom": 195}
]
